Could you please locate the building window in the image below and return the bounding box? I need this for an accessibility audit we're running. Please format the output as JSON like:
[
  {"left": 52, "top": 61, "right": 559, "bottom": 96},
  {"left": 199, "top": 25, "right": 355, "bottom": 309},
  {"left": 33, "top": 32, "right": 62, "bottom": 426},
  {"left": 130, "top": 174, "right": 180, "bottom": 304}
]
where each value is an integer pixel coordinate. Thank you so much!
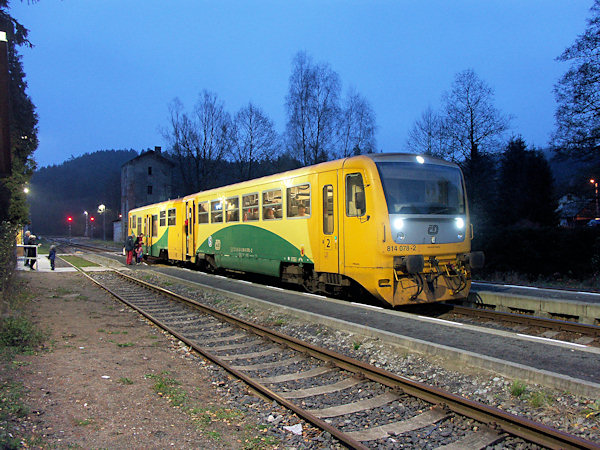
[
  {"left": 147, "top": 185, "right": 153, "bottom": 195},
  {"left": 148, "top": 166, "right": 152, "bottom": 175}
]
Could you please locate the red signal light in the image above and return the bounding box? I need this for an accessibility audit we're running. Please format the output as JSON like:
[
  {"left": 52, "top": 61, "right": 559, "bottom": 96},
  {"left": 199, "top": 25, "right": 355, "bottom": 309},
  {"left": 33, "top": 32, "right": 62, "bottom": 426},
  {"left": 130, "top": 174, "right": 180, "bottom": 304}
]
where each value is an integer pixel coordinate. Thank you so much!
[
  {"left": 90, "top": 216, "right": 95, "bottom": 222},
  {"left": 67, "top": 216, "right": 73, "bottom": 222}
]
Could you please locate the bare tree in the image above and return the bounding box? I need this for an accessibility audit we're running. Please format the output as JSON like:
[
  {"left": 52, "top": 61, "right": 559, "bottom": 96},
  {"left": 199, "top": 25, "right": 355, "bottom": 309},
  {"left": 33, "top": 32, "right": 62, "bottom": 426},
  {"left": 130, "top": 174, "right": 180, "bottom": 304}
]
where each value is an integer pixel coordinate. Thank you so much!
[
  {"left": 442, "top": 69, "right": 510, "bottom": 161},
  {"left": 405, "top": 106, "right": 447, "bottom": 157},
  {"left": 553, "top": 0, "right": 600, "bottom": 159},
  {"left": 232, "top": 102, "right": 280, "bottom": 180},
  {"left": 338, "top": 88, "right": 376, "bottom": 157},
  {"left": 163, "top": 91, "right": 232, "bottom": 193},
  {"left": 163, "top": 98, "right": 198, "bottom": 192},
  {"left": 285, "top": 51, "right": 341, "bottom": 166}
]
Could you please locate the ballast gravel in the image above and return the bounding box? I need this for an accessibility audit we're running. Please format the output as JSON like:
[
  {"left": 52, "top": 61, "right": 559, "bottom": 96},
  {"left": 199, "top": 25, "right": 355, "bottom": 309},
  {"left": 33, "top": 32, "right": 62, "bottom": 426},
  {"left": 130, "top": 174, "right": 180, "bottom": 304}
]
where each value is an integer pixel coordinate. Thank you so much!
[{"left": 84, "top": 257, "right": 600, "bottom": 446}]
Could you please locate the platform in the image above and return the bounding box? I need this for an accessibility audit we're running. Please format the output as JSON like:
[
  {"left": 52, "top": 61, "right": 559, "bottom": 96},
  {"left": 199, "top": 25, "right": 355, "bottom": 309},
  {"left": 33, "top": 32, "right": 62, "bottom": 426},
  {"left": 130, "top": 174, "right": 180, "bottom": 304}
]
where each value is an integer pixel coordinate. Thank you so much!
[{"left": 16, "top": 255, "right": 77, "bottom": 273}]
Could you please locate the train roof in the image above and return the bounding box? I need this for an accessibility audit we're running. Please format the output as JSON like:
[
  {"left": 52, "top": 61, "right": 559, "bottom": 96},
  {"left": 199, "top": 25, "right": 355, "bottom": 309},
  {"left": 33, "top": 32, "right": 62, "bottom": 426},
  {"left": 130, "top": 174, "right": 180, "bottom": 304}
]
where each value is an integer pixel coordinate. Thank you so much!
[{"left": 129, "top": 153, "right": 459, "bottom": 212}]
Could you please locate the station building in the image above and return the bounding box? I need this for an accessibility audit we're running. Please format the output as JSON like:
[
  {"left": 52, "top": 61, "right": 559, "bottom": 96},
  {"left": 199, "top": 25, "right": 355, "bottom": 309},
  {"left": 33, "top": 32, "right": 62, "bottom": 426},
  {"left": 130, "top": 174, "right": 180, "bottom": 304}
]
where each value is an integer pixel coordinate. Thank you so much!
[{"left": 118, "top": 147, "right": 174, "bottom": 241}]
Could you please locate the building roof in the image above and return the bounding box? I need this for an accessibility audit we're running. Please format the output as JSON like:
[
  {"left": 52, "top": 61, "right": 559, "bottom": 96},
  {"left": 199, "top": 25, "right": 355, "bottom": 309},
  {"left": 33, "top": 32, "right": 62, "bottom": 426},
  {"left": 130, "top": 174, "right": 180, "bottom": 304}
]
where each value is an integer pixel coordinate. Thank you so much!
[{"left": 122, "top": 148, "right": 174, "bottom": 168}]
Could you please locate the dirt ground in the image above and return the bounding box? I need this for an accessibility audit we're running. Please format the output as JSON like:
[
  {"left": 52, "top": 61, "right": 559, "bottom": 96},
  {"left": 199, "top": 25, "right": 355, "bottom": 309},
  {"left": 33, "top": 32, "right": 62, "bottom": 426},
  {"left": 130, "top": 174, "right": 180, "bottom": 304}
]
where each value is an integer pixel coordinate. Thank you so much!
[{"left": 4, "top": 271, "right": 281, "bottom": 449}]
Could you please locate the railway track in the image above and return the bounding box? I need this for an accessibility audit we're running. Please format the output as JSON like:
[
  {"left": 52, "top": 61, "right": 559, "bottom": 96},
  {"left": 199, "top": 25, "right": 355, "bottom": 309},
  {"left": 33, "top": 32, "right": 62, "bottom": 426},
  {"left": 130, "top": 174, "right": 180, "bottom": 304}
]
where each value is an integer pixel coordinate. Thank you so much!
[
  {"left": 79, "top": 268, "right": 596, "bottom": 449},
  {"left": 445, "top": 304, "right": 600, "bottom": 342},
  {"left": 56, "top": 240, "right": 600, "bottom": 347}
]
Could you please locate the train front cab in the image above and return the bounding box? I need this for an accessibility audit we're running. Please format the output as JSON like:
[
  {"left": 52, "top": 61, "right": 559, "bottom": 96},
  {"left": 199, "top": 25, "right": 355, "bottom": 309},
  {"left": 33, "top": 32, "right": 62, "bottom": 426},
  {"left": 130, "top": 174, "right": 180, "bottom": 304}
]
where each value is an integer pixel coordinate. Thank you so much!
[{"left": 338, "top": 154, "right": 481, "bottom": 307}]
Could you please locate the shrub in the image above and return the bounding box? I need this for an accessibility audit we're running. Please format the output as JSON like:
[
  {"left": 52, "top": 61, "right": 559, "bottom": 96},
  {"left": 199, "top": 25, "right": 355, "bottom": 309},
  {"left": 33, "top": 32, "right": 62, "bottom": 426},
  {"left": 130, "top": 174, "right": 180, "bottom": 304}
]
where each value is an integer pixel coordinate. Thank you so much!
[{"left": 0, "top": 316, "right": 45, "bottom": 353}]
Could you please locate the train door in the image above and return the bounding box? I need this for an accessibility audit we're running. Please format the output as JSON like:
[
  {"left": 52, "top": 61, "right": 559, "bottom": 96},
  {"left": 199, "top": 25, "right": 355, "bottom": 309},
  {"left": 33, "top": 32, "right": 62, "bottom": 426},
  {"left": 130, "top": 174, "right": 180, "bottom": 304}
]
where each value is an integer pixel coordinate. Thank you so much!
[
  {"left": 145, "top": 214, "right": 151, "bottom": 253},
  {"left": 318, "top": 171, "right": 339, "bottom": 273},
  {"left": 185, "top": 200, "right": 195, "bottom": 260}
]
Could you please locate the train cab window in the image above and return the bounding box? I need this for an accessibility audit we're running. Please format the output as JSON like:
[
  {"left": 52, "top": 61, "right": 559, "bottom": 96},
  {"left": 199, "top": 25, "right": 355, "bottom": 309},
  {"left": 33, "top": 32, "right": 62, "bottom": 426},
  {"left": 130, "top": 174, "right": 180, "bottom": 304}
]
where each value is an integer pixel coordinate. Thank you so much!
[
  {"left": 198, "top": 202, "right": 209, "bottom": 224},
  {"left": 167, "top": 208, "right": 176, "bottom": 226},
  {"left": 137, "top": 216, "right": 142, "bottom": 230},
  {"left": 226, "top": 196, "right": 239, "bottom": 222},
  {"left": 346, "top": 173, "right": 366, "bottom": 217},
  {"left": 323, "top": 185, "right": 334, "bottom": 234},
  {"left": 131, "top": 215, "right": 136, "bottom": 230},
  {"left": 152, "top": 215, "right": 158, "bottom": 237},
  {"left": 242, "top": 193, "right": 259, "bottom": 221},
  {"left": 262, "top": 189, "right": 282, "bottom": 220},
  {"left": 287, "top": 184, "right": 311, "bottom": 218},
  {"left": 211, "top": 200, "right": 223, "bottom": 223},
  {"left": 159, "top": 210, "right": 166, "bottom": 227}
]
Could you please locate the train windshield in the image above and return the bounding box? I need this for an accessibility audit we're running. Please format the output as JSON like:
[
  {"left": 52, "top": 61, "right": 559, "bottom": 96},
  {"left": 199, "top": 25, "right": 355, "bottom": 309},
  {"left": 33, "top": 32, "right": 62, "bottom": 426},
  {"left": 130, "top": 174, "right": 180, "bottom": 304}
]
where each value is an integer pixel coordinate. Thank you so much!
[{"left": 376, "top": 162, "right": 465, "bottom": 215}]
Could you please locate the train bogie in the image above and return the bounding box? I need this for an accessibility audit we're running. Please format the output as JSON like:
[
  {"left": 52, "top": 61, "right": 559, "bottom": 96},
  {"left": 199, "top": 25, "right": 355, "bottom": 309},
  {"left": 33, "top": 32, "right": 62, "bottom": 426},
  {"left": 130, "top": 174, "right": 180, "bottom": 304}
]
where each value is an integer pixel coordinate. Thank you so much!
[{"left": 128, "top": 154, "right": 482, "bottom": 307}]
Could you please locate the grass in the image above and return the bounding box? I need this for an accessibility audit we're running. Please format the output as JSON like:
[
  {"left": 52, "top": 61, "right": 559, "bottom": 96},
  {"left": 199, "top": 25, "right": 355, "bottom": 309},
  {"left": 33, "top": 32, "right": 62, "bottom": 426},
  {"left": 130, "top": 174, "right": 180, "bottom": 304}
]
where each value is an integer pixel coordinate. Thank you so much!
[
  {"left": 528, "top": 391, "right": 554, "bottom": 408},
  {"left": 510, "top": 380, "right": 527, "bottom": 397},
  {"left": 353, "top": 341, "right": 362, "bottom": 350},
  {"left": 584, "top": 401, "right": 600, "bottom": 420},
  {"left": 59, "top": 255, "right": 100, "bottom": 268},
  {"left": 143, "top": 372, "right": 276, "bottom": 445},
  {"left": 76, "top": 418, "right": 94, "bottom": 426},
  {"left": 118, "top": 377, "right": 134, "bottom": 385},
  {"left": 145, "top": 372, "right": 188, "bottom": 408},
  {"left": 117, "top": 342, "right": 135, "bottom": 348}
]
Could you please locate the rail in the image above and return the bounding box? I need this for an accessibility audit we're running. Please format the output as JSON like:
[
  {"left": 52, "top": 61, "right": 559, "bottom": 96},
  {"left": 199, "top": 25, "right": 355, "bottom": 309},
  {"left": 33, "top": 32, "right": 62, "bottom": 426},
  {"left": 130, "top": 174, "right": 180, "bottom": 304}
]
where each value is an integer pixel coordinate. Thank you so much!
[{"left": 83, "top": 268, "right": 598, "bottom": 449}]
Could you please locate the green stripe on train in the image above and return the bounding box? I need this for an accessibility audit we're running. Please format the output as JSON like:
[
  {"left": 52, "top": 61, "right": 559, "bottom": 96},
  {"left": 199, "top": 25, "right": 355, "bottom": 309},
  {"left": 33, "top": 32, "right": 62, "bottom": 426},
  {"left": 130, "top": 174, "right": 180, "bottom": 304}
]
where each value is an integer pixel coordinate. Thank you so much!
[
  {"left": 147, "top": 228, "right": 169, "bottom": 257},
  {"left": 197, "top": 224, "right": 313, "bottom": 277}
]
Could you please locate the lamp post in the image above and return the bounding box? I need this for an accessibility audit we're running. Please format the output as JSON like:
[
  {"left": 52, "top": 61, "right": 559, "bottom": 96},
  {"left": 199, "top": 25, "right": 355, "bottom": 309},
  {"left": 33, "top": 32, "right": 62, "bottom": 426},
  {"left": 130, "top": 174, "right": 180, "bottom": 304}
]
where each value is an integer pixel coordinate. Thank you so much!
[
  {"left": 84, "top": 211, "right": 89, "bottom": 237},
  {"left": 591, "top": 179, "right": 599, "bottom": 219},
  {"left": 98, "top": 204, "right": 106, "bottom": 241}
]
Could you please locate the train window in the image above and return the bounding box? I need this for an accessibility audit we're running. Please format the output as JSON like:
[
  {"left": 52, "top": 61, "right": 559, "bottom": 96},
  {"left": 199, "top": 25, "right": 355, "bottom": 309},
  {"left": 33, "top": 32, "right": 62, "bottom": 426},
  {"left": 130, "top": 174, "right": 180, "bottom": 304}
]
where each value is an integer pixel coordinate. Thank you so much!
[
  {"left": 226, "top": 196, "right": 239, "bottom": 222},
  {"left": 287, "top": 184, "right": 311, "bottom": 218},
  {"left": 211, "top": 200, "right": 223, "bottom": 223},
  {"left": 198, "top": 202, "right": 209, "bottom": 224},
  {"left": 242, "top": 193, "right": 259, "bottom": 221},
  {"left": 137, "top": 216, "right": 142, "bottom": 230},
  {"left": 132, "top": 215, "right": 136, "bottom": 230},
  {"left": 167, "top": 208, "right": 176, "bottom": 226},
  {"left": 152, "top": 215, "right": 158, "bottom": 237},
  {"left": 262, "top": 189, "right": 282, "bottom": 220},
  {"left": 346, "top": 173, "right": 366, "bottom": 217},
  {"left": 323, "top": 185, "right": 334, "bottom": 234},
  {"left": 159, "top": 210, "right": 166, "bottom": 227}
]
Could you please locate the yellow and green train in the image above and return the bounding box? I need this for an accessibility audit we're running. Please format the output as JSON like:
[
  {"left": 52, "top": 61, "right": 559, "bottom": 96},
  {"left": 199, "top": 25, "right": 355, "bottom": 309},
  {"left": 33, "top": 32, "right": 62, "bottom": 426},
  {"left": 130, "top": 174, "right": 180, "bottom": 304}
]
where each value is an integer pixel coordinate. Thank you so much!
[{"left": 128, "top": 153, "right": 483, "bottom": 307}]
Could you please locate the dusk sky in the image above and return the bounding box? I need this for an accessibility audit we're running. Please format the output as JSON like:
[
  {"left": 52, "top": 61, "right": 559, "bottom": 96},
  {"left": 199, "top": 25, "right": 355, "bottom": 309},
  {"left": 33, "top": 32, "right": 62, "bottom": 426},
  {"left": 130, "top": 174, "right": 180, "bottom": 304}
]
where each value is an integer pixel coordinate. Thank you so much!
[{"left": 10, "top": 1, "right": 593, "bottom": 168}]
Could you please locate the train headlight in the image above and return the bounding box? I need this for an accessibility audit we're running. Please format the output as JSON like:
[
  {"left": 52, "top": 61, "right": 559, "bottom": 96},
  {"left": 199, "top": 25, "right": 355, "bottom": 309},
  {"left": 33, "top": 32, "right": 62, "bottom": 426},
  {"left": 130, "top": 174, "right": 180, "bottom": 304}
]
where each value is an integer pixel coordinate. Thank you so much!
[
  {"left": 393, "top": 218, "right": 404, "bottom": 230},
  {"left": 455, "top": 217, "right": 465, "bottom": 229},
  {"left": 416, "top": 155, "right": 425, "bottom": 164}
]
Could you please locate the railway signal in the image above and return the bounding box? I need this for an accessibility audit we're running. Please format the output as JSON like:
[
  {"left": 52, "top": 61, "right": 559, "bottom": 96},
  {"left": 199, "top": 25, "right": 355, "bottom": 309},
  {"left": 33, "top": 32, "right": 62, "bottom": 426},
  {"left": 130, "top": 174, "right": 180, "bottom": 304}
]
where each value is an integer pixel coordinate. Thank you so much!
[{"left": 67, "top": 216, "right": 73, "bottom": 238}]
